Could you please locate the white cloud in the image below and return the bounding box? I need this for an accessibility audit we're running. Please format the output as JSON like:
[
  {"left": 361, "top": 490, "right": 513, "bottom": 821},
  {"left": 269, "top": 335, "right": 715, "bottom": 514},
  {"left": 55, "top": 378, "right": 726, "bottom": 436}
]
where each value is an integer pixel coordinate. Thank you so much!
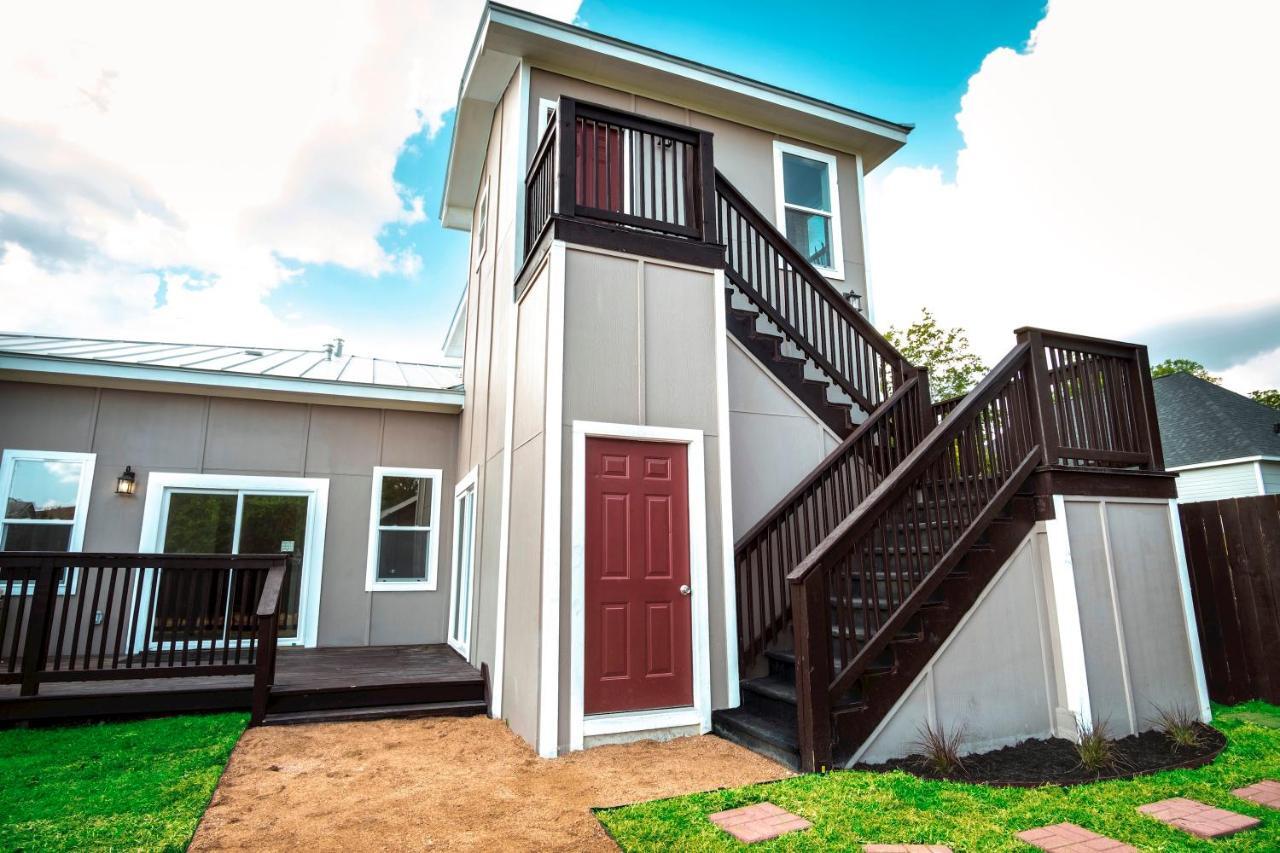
[
  {"left": 0, "top": 0, "right": 579, "bottom": 351},
  {"left": 866, "top": 0, "right": 1280, "bottom": 394}
]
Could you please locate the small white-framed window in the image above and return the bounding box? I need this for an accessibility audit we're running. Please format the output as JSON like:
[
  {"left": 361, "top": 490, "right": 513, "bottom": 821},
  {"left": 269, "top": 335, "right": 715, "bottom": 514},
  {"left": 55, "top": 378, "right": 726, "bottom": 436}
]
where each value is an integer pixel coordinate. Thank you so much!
[
  {"left": 772, "top": 140, "right": 844, "bottom": 279},
  {"left": 474, "top": 177, "right": 489, "bottom": 267},
  {"left": 0, "top": 449, "right": 96, "bottom": 592},
  {"left": 365, "top": 466, "right": 442, "bottom": 591},
  {"left": 446, "top": 467, "right": 478, "bottom": 657},
  {"left": 537, "top": 97, "right": 557, "bottom": 138}
]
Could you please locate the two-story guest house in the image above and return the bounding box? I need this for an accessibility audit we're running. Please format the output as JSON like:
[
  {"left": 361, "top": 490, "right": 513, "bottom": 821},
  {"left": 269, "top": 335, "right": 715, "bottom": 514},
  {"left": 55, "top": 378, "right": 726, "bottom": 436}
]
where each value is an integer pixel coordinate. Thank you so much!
[{"left": 0, "top": 4, "right": 1207, "bottom": 771}]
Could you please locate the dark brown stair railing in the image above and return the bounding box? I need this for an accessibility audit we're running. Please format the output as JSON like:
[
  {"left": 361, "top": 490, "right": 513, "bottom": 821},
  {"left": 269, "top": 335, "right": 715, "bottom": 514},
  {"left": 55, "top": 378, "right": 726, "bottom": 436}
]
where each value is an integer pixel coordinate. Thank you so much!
[
  {"left": 716, "top": 172, "right": 908, "bottom": 414},
  {"left": 783, "top": 329, "right": 1164, "bottom": 770},
  {"left": 734, "top": 370, "right": 932, "bottom": 671},
  {"left": 0, "top": 553, "right": 287, "bottom": 716}
]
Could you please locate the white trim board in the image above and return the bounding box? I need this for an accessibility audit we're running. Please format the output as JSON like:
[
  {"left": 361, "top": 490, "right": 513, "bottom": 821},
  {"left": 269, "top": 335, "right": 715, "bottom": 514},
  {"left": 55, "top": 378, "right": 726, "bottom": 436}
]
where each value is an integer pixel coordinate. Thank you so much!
[
  {"left": 136, "top": 472, "right": 330, "bottom": 649},
  {"left": 536, "top": 240, "right": 567, "bottom": 759},
  {"left": 568, "top": 420, "right": 714, "bottom": 753},
  {"left": 712, "top": 268, "right": 740, "bottom": 708}
]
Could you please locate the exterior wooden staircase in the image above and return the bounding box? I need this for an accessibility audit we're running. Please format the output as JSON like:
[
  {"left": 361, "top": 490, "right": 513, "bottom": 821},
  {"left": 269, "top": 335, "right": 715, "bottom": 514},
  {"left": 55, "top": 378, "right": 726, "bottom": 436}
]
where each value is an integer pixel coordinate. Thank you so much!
[{"left": 712, "top": 168, "right": 1167, "bottom": 771}]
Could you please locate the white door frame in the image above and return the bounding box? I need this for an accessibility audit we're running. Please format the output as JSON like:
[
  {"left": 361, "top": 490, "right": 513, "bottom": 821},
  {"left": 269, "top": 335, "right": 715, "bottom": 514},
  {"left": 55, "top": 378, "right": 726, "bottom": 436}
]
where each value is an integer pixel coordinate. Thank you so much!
[
  {"left": 136, "top": 472, "right": 330, "bottom": 649},
  {"left": 568, "top": 420, "right": 712, "bottom": 751},
  {"left": 447, "top": 466, "right": 479, "bottom": 658}
]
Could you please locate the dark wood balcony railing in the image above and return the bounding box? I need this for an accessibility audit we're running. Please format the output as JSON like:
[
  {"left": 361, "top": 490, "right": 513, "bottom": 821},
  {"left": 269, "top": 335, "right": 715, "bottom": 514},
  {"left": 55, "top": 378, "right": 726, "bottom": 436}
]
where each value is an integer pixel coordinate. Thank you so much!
[
  {"left": 0, "top": 552, "right": 287, "bottom": 723},
  {"left": 783, "top": 329, "right": 1163, "bottom": 770},
  {"left": 524, "top": 96, "right": 717, "bottom": 259}
]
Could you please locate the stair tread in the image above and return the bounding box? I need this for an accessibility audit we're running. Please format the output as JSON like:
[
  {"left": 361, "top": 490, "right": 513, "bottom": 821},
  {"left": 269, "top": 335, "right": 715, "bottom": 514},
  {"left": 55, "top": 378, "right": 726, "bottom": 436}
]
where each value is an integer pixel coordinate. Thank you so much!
[
  {"left": 262, "top": 699, "right": 487, "bottom": 726},
  {"left": 713, "top": 706, "right": 799, "bottom": 751}
]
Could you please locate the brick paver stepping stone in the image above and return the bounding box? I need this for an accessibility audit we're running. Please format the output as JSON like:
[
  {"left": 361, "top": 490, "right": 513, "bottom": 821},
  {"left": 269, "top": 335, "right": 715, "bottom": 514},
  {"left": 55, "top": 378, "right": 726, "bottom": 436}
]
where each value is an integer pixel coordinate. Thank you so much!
[
  {"left": 1234, "top": 780, "right": 1280, "bottom": 809},
  {"left": 708, "top": 802, "right": 811, "bottom": 844},
  {"left": 1016, "top": 822, "right": 1136, "bottom": 851},
  {"left": 1137, "top": 797, "right": 1260, "bottom": 838},
  {"left": 864, "top": 845, "right": 953, "bottom": 852}
]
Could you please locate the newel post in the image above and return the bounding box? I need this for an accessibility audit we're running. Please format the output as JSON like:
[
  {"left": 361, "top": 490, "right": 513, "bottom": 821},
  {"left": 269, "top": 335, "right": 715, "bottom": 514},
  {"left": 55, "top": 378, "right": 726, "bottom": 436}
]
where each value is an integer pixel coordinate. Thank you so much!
[
  {"left": 554, "top": 96, "right": 577, "bottom": 219},
  {"left": 20, "top": 558, "right": 60, "bottom": 696},
  {"left": 791, "top": 571, "right": 833, "bottom": 772},
  {"left": 696, "top": 130, "right": 717, "bottom": 245},
  {"left": 1130, "top": 343, "right": 1166, "bottom": 471},
  {"left": 1016, "top": 328, "right": 1060, "bottom": 467},
  {"left": 250, "top": 559, "right": 285, "bottom": 725}
]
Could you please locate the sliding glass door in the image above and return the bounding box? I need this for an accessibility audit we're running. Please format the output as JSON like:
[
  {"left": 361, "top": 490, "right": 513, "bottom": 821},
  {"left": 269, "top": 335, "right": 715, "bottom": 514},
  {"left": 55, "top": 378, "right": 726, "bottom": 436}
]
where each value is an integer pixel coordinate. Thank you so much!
[{"left": 140, "top": 475, "right": 326, "bottom": 649}]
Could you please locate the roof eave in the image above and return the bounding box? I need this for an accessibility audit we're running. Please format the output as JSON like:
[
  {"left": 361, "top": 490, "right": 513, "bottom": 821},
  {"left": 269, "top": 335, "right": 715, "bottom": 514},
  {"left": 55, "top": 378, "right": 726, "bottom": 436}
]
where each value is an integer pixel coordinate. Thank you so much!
[{"left": 0, "top": 354, "right": 465, "bottom": 413}]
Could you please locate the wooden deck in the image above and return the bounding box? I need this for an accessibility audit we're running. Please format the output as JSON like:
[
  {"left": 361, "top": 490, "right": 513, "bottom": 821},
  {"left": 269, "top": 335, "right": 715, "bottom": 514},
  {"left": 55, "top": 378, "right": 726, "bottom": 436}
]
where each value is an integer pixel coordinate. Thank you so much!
[{"left": 0, "top": 644, "right": 487, "bottom": 725}]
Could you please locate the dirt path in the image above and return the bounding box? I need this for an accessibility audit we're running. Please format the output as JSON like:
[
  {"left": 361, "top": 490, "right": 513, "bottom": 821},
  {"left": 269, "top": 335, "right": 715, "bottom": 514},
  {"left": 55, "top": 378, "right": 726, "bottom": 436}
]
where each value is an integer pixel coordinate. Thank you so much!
[{"left": 191, "top": 715, "right": 789, "bottom": 851}]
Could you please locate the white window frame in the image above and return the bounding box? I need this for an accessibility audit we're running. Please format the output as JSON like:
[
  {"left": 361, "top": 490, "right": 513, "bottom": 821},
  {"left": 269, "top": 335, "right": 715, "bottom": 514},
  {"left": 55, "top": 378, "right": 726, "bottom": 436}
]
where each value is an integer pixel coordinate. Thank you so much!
[
  {"left": 474, "top": 176, "right": 489, "bottom": 268},
  {"left": 772, "top": 140, "right": 845, "bottom": 280},
  {"left": 365, "top": 466, "right": 442, "bottom": 592},
  {"left": 537, "top": 97, "right": 558, "bottom": 138},
  {"left": 0, "top": 449, "right": 96, "bottom": 594},
  {"left": 446, "top": 466, "right": 479, "bottom": 657}
]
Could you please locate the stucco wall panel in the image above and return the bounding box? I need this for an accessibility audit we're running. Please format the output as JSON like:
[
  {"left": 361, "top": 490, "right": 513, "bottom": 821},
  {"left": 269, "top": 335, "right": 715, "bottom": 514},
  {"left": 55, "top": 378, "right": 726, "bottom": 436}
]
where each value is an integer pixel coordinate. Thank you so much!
[
  {"left": 304, "top": 406, "right": 382, "bottom": 475},
  {"left": 203, "top": 397, "right": 309, "bottom": 473},
  {"left": 504, "top": 431, "right": 546, "bottom": 747},
  {"left": 0, "top": 381, "right": 97, "bottom": 451},
  {"left": 563, "top": 251, "right": 641, "bottom": 425}
]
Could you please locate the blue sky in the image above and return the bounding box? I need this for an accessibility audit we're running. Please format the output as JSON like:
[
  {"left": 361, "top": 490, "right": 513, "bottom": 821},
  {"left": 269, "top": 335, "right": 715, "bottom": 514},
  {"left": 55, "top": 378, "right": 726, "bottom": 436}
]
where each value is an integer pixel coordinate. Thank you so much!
[
  {"left": 5, "top": 1, "right": 1276, "bottom": 390},
  {"left": 264, "top": 0, "right": 1048, "bottom": 360}
]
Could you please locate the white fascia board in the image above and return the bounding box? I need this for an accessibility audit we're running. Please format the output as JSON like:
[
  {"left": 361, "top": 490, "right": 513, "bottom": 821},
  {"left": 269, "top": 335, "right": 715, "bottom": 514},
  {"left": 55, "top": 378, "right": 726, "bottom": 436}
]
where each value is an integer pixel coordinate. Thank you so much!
[
  {"left": 0, "top": 355, "right": 464, "bottom": 411},
  {"left": 1168, "top": 455, "right": 1279, "bottom": 472}
]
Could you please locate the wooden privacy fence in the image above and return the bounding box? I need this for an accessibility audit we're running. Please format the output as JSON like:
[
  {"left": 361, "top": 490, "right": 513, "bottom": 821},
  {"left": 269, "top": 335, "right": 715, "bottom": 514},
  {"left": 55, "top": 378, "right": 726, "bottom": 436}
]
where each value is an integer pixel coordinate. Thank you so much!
[
  {"left": 1180, "top": 495, "right": 1280, "bottom": 705},
  {"left": 0, "top": 552, "right": 288, "bottom": 722}
]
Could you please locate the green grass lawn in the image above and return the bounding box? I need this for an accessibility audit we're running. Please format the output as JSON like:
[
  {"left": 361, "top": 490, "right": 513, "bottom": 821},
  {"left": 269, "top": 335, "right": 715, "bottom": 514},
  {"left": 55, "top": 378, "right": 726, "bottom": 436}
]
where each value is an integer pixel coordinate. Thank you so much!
[
  {"left": 599, "top": 702, "right": 1280, "bottom": 851},
  {"left": 0, "top": 713, "right": 247, "bottom": 852}
]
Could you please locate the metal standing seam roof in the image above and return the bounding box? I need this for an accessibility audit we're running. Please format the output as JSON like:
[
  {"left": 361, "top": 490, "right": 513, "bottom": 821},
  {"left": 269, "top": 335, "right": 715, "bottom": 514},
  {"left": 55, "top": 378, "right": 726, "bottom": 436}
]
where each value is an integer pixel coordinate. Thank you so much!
[
  {"left": 0, "top": 333, "right": 463, "bottom": 403},
  {"left": 1153, "top": 371, "right": 1280, "bottom": 468}
]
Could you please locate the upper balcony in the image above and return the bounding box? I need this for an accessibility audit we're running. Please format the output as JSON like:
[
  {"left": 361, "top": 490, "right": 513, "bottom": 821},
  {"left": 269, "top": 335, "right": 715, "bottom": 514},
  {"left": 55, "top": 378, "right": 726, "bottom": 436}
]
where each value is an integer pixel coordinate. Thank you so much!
[{"left": 521, "top": 97, "right": 724, "bottom": 280}]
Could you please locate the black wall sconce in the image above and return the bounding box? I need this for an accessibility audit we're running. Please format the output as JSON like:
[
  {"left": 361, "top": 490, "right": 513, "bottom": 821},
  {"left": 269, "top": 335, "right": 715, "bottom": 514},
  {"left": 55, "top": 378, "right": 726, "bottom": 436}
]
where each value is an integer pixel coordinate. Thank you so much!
[{"left": 115, "top": 466, "right": 137, "bottom": 496}]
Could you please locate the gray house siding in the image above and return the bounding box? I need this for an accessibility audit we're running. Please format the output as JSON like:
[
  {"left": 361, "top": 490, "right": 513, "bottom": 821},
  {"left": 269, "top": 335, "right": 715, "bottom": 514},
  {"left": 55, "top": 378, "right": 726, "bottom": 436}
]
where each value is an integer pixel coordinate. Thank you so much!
[
  {"left": 1173, "top": 462, "right": 1261, "bottom": 503},
  {"left": 0, "top": 379, "right": 459, "bottom": 648}
]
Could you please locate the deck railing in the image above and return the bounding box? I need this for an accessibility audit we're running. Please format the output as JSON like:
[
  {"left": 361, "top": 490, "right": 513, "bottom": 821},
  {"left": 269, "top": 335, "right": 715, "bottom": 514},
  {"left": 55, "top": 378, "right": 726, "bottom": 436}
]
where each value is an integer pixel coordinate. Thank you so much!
[
  {"left": 523, "top": 96, "right": 717, "bottom": 257},
  {"left": 0, "top": 552, "right": 287, "bottom": 723},
  {"left": 785, "top": 329, "right": 1163, "bottom": 770}
]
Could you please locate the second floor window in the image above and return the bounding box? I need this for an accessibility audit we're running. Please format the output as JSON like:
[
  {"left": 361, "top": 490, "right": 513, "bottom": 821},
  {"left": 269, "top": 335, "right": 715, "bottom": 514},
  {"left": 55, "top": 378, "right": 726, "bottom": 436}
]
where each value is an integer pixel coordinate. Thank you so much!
[{"left": 773, "top": 141, "right": 844, "bottom": 279}]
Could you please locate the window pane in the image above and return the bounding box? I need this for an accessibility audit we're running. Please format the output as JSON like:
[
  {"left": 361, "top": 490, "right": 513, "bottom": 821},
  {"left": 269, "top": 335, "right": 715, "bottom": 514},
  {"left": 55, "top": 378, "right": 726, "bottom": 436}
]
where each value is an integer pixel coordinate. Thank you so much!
[
  {"left": 380, "top": 476, "right": 432, "bottom": 527},
  {"left": 239, "top": 495, "right": 309, "bottom": 639},
  {"left": 163, "top": 492, "right": 237, "bottom": 553},
  {"left": 0, "top": 522, "right": 72, "bottom": 551},
  {"left": 4, "top": 459, "right": 83, "bottom": 520},
  {"left": 377, "top": 529, "right": 429, "bottom": 581},
  {"left": 785, "top": 208, "right": 834, "bottom": 269},
  {"left": 782, "top": 152, "right": 830, "bottom": 212}
]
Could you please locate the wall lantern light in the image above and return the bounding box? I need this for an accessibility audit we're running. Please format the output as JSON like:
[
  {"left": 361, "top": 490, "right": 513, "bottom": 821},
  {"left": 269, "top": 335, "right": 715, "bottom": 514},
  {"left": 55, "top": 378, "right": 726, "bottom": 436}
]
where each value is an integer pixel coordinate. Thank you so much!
[{"left": 115, "top": 466, "right": 137, "bottom": 496}]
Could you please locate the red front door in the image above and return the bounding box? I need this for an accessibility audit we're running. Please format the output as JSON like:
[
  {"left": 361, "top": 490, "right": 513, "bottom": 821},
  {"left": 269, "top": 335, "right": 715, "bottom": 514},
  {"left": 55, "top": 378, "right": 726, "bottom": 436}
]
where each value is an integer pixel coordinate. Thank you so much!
[{"left": 584, "top": 437, "right": 693, "bottom": 714}]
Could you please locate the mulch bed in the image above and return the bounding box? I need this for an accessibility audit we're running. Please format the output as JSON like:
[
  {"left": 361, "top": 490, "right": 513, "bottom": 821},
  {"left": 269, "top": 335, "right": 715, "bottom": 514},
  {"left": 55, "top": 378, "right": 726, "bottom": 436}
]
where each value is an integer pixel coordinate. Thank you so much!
[{"left": 855, "top": 723, "right": 1226, "bottom": 787}]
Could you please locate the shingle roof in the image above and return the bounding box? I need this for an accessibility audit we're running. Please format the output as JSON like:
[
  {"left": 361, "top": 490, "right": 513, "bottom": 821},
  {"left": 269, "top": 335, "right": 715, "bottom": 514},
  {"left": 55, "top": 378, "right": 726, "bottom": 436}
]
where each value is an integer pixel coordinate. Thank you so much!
[
  {"left": 0, "top": 333, "right": 463, "bottom": 408},
  {"left": 1153, "top": 371, "right": 1280, "bottom": 467}
]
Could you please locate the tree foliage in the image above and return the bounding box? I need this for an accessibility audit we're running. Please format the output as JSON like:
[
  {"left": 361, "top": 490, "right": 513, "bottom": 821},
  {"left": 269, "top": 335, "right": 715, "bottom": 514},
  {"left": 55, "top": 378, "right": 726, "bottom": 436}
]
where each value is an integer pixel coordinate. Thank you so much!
[
  {"left": 885, "top": 309, "right": 987, "bottom": 402},
  {"left": 1150, "top": 358, "right": 1221, "bottom": 384},
  {"left": 1251, "top": 389, "right": 1280, "bottom": 409}
]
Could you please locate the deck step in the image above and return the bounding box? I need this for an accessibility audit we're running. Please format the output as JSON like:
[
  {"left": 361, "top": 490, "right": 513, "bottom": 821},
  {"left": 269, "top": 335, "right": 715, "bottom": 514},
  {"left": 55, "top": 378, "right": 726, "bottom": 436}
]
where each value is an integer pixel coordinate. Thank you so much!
[
  {"left": 712, "top": 707, "right": 800, "bottom": 770},
  {"left": 261, "top": 699, "right": 487, "bottom": 726}
]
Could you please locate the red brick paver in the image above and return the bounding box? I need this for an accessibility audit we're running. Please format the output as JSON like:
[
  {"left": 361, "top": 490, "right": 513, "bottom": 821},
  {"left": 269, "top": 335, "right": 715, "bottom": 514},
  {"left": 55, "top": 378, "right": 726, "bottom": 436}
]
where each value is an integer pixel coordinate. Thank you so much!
[
  {"left": 864, "top": 845, "right": 953, "bottom": 852},
  {"left": 1234, "top": 780, "right": 1280, "bottom": 809},
  {"left": 1015, "top": 822, "right": 1136, "bottom": 851},
  {"left": 1137, "top": 797, "right": 1260, "bottom": 838},
  {"left": 708, "top": 802, "right": 811, "bottom": 844}
]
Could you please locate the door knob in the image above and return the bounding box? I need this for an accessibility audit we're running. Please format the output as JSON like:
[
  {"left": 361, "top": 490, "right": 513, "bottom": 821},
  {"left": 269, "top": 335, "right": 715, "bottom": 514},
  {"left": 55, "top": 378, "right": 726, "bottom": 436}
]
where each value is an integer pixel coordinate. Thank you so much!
[{"left": 679, "top": 584, "right": 692, "bottom": 596}]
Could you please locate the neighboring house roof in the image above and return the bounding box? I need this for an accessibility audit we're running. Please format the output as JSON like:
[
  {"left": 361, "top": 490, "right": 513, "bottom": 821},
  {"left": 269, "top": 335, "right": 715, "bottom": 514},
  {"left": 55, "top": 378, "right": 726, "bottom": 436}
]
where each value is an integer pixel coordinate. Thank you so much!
[
  {"left": 441, "top": 2, "right": 912, "bottom": 229},
  {"left": 0, "top": 333, "right": 464, "bottom": 412},
  {"left": 1153, "top": 371, "right": 1280, "bottom": 468}
]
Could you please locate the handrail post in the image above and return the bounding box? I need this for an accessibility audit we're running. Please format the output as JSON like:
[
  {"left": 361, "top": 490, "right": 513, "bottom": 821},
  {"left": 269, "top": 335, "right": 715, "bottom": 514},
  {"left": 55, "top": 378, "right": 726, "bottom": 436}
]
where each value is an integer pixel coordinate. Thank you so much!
[
  {"left": 1016, "top": 328, "right": 1059, "bottom": 466},
  {"left": 791, "top": 571, "right": 832, "bottom": 772},
  {"left": 250, "top": 559, "right": 286, "bottom": 725},
  {"left": 20, "top": 558, "right": 59, "bottom": 696},
  {"left": 554, "top": 96, "right": 577, "bottom": 219},
  {"left": 912, "top": 367, "right": 934, "bottom": 440},
  {"left": 1130, "top": 343, "right": 1165, "bottom": 471},
  {"left": 696, "top": 130, "right": 717, "bottom": 244}
]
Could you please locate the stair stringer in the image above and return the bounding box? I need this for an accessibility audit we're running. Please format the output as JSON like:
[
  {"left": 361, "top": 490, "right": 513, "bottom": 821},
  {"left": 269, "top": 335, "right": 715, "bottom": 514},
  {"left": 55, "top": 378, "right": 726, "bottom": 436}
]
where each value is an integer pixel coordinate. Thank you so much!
[{"left": 838, "top": 506, "right": 1056, "bottom": 766}]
